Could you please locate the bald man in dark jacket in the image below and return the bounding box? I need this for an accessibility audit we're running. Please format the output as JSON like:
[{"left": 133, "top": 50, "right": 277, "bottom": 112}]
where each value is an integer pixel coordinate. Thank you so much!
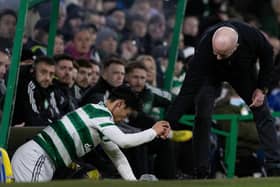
[{"left": 166, "top": 21, "right": 280, "bottom": 177}]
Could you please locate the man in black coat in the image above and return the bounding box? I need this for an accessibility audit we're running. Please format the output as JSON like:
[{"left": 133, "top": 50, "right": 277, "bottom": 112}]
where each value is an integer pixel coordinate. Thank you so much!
[
  {"left": 166, "top": 21, "right": 280, "bottom": 177},
  {"left": 13, "top": 56, "right": 61, "bottom": 126}
]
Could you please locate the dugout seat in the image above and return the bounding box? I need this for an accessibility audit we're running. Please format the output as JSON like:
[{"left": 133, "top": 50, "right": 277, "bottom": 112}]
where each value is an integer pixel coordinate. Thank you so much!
[{"left": 7, "top": 127, "right": 43, "bottom": 157}]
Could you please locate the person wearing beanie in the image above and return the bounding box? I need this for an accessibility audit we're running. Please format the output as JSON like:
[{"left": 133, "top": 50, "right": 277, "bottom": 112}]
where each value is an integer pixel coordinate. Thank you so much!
[{"left": 95, "top": 27, "right": 118, "bottom": 61}]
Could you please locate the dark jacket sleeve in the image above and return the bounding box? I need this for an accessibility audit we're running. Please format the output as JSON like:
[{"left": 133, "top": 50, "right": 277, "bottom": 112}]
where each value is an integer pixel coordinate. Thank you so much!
[{"left": 254, "top": 29, "right": 274, "bottom": 90}]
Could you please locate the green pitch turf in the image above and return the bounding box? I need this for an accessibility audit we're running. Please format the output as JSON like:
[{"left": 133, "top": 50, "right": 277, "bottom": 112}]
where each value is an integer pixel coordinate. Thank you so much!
[{"left": 2, "top": 178, "right": 280, "bottom": 187}]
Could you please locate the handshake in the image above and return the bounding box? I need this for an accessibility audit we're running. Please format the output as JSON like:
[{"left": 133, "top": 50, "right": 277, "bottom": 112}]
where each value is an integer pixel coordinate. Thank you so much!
[{"left": 152, "top": 120, "right": 171, "bottom": 139}]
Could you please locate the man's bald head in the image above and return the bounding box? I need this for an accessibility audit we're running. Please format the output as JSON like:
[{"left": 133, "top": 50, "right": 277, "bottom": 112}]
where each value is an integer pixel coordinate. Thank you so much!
[{"left": 212, "top": 27, "right": 239, "bottom": 60}]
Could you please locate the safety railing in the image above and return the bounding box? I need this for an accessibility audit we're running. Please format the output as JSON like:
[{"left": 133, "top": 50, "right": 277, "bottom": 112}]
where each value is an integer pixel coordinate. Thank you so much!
[{"left": 179, "top": 112, "right": 280, "bottom": 178}]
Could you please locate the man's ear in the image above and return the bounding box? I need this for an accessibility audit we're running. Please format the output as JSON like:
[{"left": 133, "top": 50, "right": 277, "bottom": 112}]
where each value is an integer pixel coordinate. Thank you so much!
[
  {"left": 113, "top": 99, "right": 125, "bottom": 108},
  {"left": 117, "top": 99, "right": 126, "bottom": 108}
]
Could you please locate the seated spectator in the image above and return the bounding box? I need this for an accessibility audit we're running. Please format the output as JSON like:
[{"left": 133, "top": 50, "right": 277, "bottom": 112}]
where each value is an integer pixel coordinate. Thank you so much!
[
  {"left": 129, "top": 0, "right": 152, "bottom": 21},
  {"left": 136, "top": 55, "right": 157, "bottom": 87},
  {"left": 94, "top": 27, "right": 118, "bottom": 62},
  {"left": 151, "top": 45, "right": 169, "bottom": 88},
  {"left": 171, "top": 50, "right": 192, "bottom": 96},
  {"left": 107, "top": 8, "right": 127, "bottom": 36},
  {"left": 84, "top": 11, "right": 106, "bottom": 30},
  {"left": 119, "top": 35, "right": 139, "bottom": 61},
  {"left": 53, "top": 54, "right": 78, "bottom": 115},
  {"left": 0, "top": 9, "right": 17, "bottom": 51},
  {"left": 12, "top": 56, "right": 61, "bottom": 127},
  {"left": 53, "top": 31, "right": 65, "bottom": 55},
  {"left": 64, "top": 25, "right": 93, "bottom": 60},
  {"left": 144, "top": 13, "right": 167, "bottom": 54},
  {"left": 61, "top": 3, "right": 84, "bottom": 42},
  {"left": 125, "top": 61, "right": 191, "bottom": 179},
  {"left": 127, "top": 14, "right": 147, "bottom": 54},
  {"left": 71, "top": 58, "right": 92, "bottom": 101},
  {"left": 0, "top": 49, "right": 10, "bottom": 118},
  {"left": 88, "top": 59, "right": 101, "bottom": 87},
  {"left": 24, "top": 18, "right": 50, "bottom": 57},
  {"left": 81, "top": 56, "right": 125, "bottom": 105},
  {"left": 182, "top": 16, "right": 199, "bottom": 47}
]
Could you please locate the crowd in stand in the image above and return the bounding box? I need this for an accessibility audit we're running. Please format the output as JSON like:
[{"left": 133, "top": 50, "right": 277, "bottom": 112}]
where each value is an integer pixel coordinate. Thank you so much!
[{"left": 2, "top": 0, "right": 280, "bottom": 180}]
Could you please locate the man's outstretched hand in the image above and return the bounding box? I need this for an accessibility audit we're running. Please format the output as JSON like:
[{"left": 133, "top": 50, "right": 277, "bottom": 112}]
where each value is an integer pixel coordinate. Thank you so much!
[
  {"left": 249, "top": 88, "right": 265, "bottom": 108},
  {"left": 152, "top": 120, "right": 171, "bottom": 139}
]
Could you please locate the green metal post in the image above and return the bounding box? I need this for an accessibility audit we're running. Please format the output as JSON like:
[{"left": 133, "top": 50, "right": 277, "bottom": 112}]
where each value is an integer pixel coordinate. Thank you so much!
[
  {"left": 225, "top": 116, "right": 239, "bottom": 178},
  {"left": 163, "top": 0, "right": 187, "bottom": 91},
  {"left": 28, "top": 0, "right": 47, "bottom": 8},
  {"left": 0, "top": 0, "right": 29, "bottom": 148},
  {"left": 180, "top": 114, "right": 239, "bottom": 178},
  {"left": 47, "top": 0, "right": 59, "bottom": 56}
]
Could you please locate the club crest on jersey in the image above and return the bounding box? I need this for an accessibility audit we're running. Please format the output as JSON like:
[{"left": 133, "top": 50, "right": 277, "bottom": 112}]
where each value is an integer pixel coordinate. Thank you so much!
[{"left": 84, "top": 143, "right": 93, "bottom": 152}]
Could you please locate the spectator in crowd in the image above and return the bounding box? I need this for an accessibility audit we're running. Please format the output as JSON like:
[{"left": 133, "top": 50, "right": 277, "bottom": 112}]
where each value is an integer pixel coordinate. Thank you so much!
[
  {"left": 183, "top": 16, "right": 200, "bottom": 47},
  {"left": 84, "top": 11, "right": 106, "bottom": 30},
  {"left": 94, "top": 27, "right": 118, "bottom": 62},
  {"left": 11, "top": 85, "right": 171, "bottom": 182},
  {"left": 81, "top": 57, "right": 125, "bottom": 105},
  {"left": 171, "top": 50, "right": 187, "bottom": 96},
  {"left": 57, "top": 5, "right": 66, "bottom": 30},
  {"left": 125, "top": 61, "right": 192, "bottom": 179},
  {"left": 0, "top": 8, "right": 17, "bottom": 51},
  {"left": 53, "top": 31, "right": 65, "bottom": 55},
  {"left": 88, "top": 59, "right": 101, "bottom": 87},
  {"left": 71, "top": 58, "right": 92, "bottom": 101},
  {"left": 61, "top": 3, "right": 84, "bottom": 42},
  {"left": 129, "top": 0, "right": 152, "bottom": 21},
  {"left": 0, "top": 49, "right": 10, "bottom": 115},
  {"left": 107, "top": 8, "right": 127, "bottom": 36},
  {"left": 65, "top": 25, "right": 93, "bottom": 60},
  {"left": 128, "top": 14, "right": 148, "bottom": 39},
  {"left": 102, "top": 0, "right": 118, "bottom": 15},
  {"left": 125, "top": 61, "right": 175, "bottom": 179},
  {"left": 82, "top": 0, "right": 100, "bottom": 12},
  {"left": 53, "top": 54, "right": 78, "bottom": 115},
  {"left": 137, "top": 55, "right": 157, "bottom": 87},
  {"left": 24, "top": 18, "right": 50, "bottom": 57},
  {"left": 125, "top": 61, "right": 172, "bottom": 124},
  {"left": 166, "top": 21, "right": 280, "bottom": 178},
  {"left": 145, "top": 13, "right": 167, "bottom": 54},
  {"left": 151, "top": 45, "right": 169, "bottom": 88},
  {"left": 86, "top": 23, "right": 98, "bottom": 49},
  {"left": 119, "top": 35, "right": 139, "bottom": 61},
  {"left": 128, "top": 14, "right": 148, "bottom": 54},
  {"left": 150, "top": 0, "right": 165, "bottom": 16},
  {"left": 12, "top": 56, "right": 61, "bottom": 127}
]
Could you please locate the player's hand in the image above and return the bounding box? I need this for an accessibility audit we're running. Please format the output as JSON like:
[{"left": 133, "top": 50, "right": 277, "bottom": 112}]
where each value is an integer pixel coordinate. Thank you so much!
[
  {"left": 152, "top": 120, "right": 171, "bottom": 139},
  {"left": 249, "top": 88, "right": 265, "bottom": 108}
]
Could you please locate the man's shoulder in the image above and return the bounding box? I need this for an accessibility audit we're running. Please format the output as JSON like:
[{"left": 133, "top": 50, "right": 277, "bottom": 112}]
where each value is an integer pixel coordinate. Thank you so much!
[{"left": 81, "top": 103, "right": 112, "bottom": 118}]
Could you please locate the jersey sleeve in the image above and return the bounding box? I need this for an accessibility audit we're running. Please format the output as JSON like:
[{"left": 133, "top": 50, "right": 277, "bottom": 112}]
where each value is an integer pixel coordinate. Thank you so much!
[
  {"left": 100, "top": 125, "right": 157, "bottom": 148},
  {"left": 100, "top": 141, "right": 137, "bottom": 180}
]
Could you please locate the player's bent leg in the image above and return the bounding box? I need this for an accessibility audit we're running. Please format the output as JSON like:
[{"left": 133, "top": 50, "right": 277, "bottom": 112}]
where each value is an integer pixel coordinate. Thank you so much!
[{"left": 12, "top": 140, "right": 55, "bottom": 182}]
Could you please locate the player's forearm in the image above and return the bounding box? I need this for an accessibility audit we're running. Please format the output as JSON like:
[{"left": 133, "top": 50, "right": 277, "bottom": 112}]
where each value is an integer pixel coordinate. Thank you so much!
[
  {"left": 102, "top": 126, "right": 157, "bottom": 148},
  {"left": 102, "top": 142, "right": 137, "bottom": 180}
]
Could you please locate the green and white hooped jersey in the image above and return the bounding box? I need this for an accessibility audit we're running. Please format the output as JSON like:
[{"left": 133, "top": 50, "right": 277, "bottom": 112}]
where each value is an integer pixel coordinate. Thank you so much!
[{"left": 33, "top": 103, "right": 115, "bottom": 168}]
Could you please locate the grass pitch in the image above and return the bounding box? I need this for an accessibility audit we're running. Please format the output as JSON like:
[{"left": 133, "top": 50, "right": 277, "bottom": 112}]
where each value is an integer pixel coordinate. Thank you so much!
[{"left": 2, "top": 178, "right": 280, "bottom": 187}]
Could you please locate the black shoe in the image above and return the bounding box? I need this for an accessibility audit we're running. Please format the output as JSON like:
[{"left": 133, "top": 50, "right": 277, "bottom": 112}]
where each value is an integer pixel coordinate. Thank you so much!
[{"left": 176, "top": 171, "right": 193, "bottom": 180}]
